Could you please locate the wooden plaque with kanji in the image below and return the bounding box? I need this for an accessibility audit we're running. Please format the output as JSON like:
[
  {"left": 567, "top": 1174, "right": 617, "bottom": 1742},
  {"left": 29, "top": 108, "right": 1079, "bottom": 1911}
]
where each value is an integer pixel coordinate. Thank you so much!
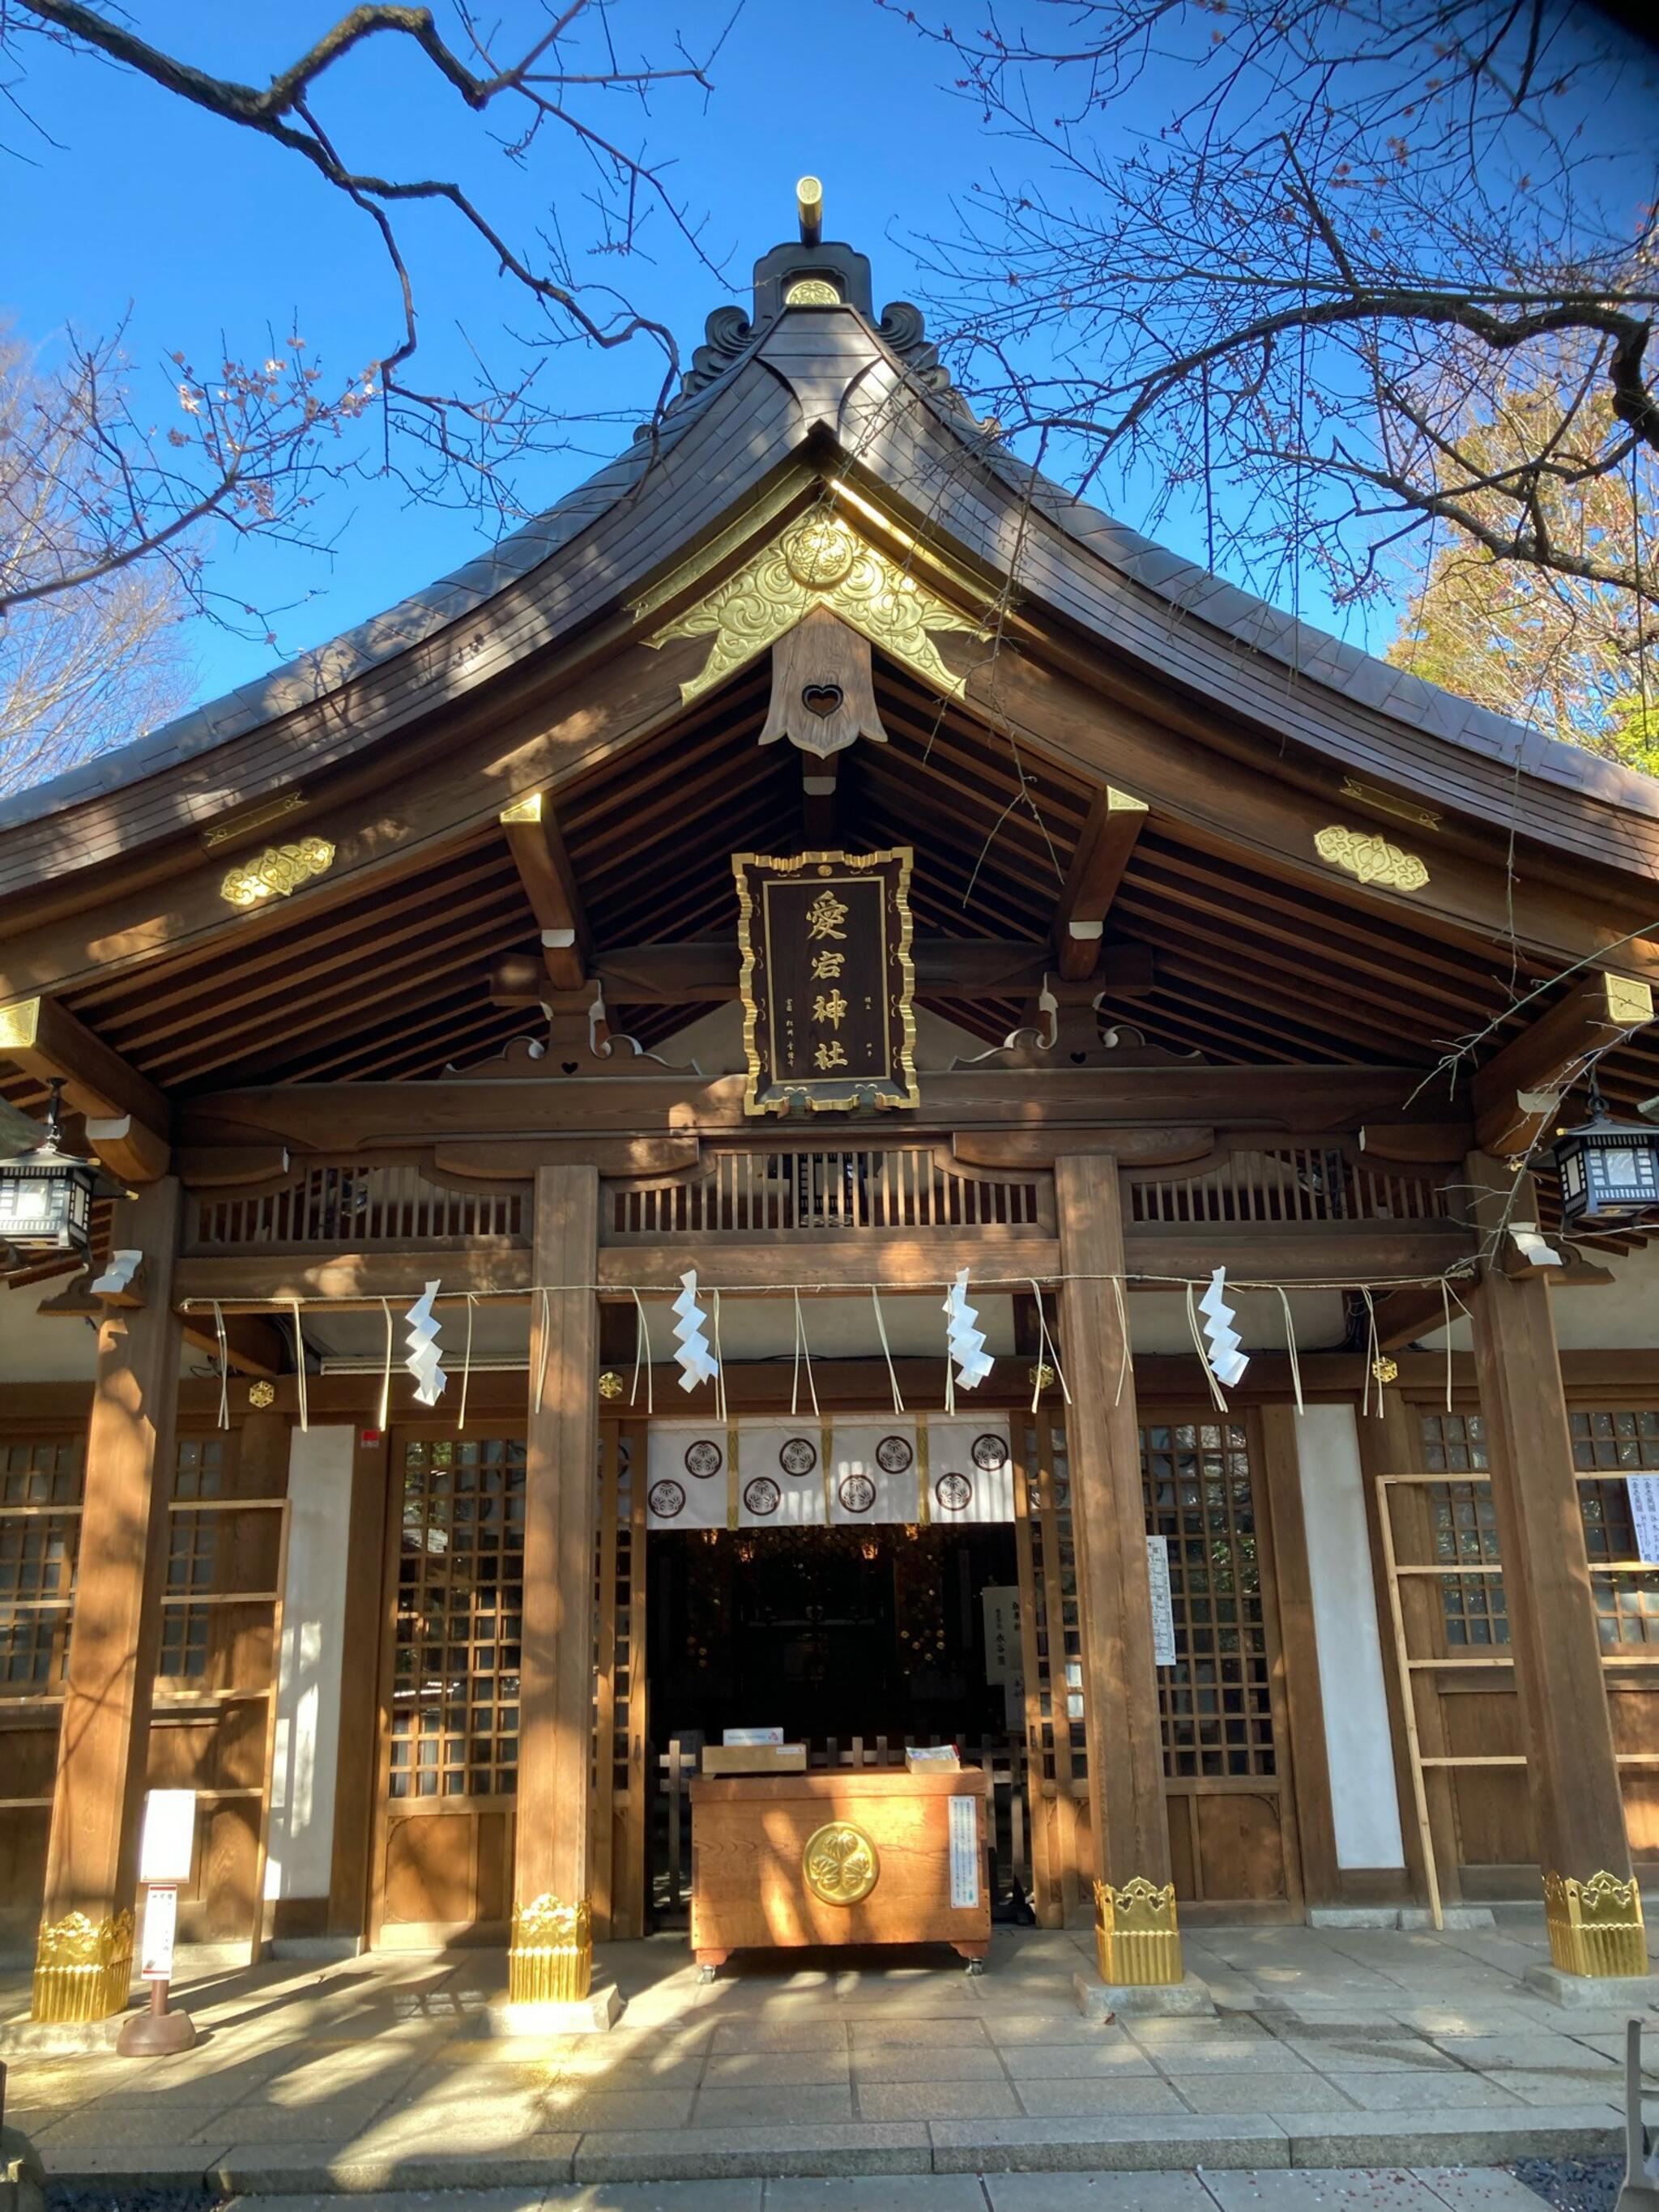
[{"left": 733, "top": 847, "right": 918, "bottom": 1115}]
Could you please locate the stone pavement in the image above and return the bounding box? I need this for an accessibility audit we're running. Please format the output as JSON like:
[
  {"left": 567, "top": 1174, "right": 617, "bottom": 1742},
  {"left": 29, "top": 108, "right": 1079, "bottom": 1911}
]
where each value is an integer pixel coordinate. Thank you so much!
[
  {"left": 220, "top": 2173, "right": 1589, "bottom": 2211},
  {"left": 1, "top": 1915, "right": 1655, "bottom": 2191}
]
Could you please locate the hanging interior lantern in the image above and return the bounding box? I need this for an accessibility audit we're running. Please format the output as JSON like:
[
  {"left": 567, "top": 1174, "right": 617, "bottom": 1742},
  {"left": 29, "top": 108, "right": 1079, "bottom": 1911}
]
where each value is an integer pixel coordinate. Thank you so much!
[
  {"left": 1554, "top": 1076, "right": 1659, "bottom": 1230},
  {"left": 0, "top": 1080, "right": 125, "bottom": 1257}
]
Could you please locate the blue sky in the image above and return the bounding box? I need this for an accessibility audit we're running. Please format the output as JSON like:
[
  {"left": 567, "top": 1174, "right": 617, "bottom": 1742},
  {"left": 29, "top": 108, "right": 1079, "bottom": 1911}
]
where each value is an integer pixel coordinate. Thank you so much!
[{"left": 2, "top": 2, "right": 1457, "bottom": 707}]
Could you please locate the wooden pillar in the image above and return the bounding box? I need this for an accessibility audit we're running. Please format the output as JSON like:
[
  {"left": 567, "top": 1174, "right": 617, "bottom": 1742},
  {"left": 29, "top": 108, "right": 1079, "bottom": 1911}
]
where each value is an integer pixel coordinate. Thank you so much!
[
  {"left": 33, "top": 1178, "right": 181, "bottom": 2022},
  {"left": 510, "top": 1163, "right": 602, "bottom": 2005},
  {"left": 1055, "top": 1153, "right": 1181, "bottom": 1985},
  {"left": 1465, "top": 1151, "right": 1644, "bottom": 1977}
]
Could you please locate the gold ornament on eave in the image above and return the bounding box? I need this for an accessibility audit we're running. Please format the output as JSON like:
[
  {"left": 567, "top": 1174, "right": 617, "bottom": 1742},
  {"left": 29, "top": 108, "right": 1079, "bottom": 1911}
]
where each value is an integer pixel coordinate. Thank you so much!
[
  {"left": 220, "top": 835, "right": 335, "bottom": 907},
  {"left": 642, "top": 514, "right": 983, "bottom": 705}
]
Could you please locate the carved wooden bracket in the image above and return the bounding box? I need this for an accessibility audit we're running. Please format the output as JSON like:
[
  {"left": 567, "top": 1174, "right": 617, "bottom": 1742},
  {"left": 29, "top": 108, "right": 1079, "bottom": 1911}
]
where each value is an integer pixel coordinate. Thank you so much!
[{"left": 758, "top": 606, "right": 889, "bottom": 760}]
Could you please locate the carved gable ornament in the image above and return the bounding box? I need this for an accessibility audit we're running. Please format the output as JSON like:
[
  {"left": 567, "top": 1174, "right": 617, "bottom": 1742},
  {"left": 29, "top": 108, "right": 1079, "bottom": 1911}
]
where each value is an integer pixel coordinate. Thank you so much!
[
  {"left": 644, "top": 515, "right": 983, "bottom": 705},
  {"left": 734, "top": 847, "right": 918, "bottom": 1116}
]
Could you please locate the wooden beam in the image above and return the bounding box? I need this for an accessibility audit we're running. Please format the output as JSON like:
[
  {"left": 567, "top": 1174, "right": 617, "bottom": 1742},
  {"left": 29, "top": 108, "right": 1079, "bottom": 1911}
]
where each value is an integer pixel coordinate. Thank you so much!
[
  {"left": 493, "top": 938, "right": 1157, "bottom": 1008},
  {"left": 177, "top": 1308, "right": 289, "bottom": 1379},
  {"left": 1472, "top": 972, "right": 1655, "bottom": 1156},
  {"left": 1056, "top": 786, "right": 1149, "bottom": 979},
  {"left": 37, "top": 1179, "right": 181, "bottom": 1988},
  {"left": 1464, "top": 1150, "right": 1636, "bottom": 1917},
  {"left": 0, "top": 995, "right": 170, "bottom": 1179},
  {"left": 514, "top": 1164, "right": 602, "bottom": 1996},
  {"left": 801, "top": 756, "right": 839, "bottom": 848},
  {"left": 1055, "top": 1154, "right": 1175, "bottom": 1920},
  {"left": 179, "top": 1062, "right": 1471, "bottom": 1152},
  {"left": 499, "top": 791, "right": 589, "bottom": 992}
]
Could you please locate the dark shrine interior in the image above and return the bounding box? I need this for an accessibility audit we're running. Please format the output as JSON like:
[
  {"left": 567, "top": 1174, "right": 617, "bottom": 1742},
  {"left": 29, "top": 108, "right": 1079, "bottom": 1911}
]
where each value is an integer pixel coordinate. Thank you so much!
[{"left": 647, "top": 1524, "right": 1021, "bottom": 1751}]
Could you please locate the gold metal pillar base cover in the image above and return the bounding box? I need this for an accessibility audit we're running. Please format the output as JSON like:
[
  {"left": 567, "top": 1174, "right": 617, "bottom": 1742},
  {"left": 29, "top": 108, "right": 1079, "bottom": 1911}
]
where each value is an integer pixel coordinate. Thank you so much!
[
  {"left": 507, "top": 1893, "right": 593, "bottom": 2005},
  {"left": 804, "top": 1822, "right": 880, "bottom": 1905},
  {"left": 32, "top": 1907, "right": 135, "bottom": 2023},
  {"left": 1543, "top": 1869, "right": 1648, "bottom": 1979},
  {"left": 1094, "top": 1877, "right": 1183, "bottom": 1988}
]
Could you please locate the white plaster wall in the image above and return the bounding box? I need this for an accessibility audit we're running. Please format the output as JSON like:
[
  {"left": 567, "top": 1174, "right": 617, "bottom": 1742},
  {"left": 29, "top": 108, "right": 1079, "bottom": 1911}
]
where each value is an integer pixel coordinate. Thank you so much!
[
  {"left": 265, "top": 1425, "right": 354, "bottom": 1902},
  {"left": 1294, "top": 1403, "right": 1407, "bottom": 1869},
  {"left": 0, "top": 1279, "right": 100, "bottom": 1382}
]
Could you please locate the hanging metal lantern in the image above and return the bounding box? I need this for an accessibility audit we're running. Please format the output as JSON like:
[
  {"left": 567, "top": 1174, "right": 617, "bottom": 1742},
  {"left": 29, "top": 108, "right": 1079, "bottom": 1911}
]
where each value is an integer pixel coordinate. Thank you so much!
[
  {"left": 1554, "top": 1076, "right": 1659, "bottom": 1230},
  {"left": 0, "top": 1080, "right": 124, "bottom": 1256}
]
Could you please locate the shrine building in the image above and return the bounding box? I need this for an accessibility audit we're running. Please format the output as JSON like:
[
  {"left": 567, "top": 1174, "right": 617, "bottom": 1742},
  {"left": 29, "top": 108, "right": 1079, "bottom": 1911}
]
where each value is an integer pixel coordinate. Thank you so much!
[{"left": 7, "top": 182, "right": 1659, "bottom": 2028}]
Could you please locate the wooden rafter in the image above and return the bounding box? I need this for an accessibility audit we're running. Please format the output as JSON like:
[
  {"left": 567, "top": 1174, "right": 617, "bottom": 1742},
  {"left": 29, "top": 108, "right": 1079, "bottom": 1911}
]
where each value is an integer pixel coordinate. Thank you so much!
[
  {"left": 1055, "top": 785, "right": 1149, "bottom": 979},
  {"left": 1471, "top": 972, "right": 1656, "bottom": 1155},
  {"left": 0, "top": 993, "right": 169, "bottom": 1180},
  {"left": 500, "top": 791, "right": 589, "bottom": 991}
]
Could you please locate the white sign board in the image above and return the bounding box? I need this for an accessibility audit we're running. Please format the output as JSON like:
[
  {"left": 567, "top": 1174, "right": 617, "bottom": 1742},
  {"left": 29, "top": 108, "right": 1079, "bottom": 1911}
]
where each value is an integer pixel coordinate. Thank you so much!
[
  {"left": 723, "top": 1728, "right": 784, "bottom": 1746},
  {"left": 139, "top": 1883, "right": 178, "bottom": 1980},
  {"left": 948, "top": 1792, "right": 981, "bottom": 1909},
  {"left": 980, "top": 1585, "right": 1021, "bottom": 1686},
  {"left": 139, "top": 1789, "right": 197, "bottom": 1884},
  {"left": 1146, "top": 1536, "right": 1178, "bottom": 1666},
  {"left": 1629, "top": 1476, "right": 1659, "bottom": 1564}
]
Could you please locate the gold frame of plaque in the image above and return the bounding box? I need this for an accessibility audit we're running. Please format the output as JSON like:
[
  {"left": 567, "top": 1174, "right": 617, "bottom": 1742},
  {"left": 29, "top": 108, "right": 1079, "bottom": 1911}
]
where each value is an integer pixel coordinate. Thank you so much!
[{"left": 732, "top": 846, "right": 918, "bottom": 1115}]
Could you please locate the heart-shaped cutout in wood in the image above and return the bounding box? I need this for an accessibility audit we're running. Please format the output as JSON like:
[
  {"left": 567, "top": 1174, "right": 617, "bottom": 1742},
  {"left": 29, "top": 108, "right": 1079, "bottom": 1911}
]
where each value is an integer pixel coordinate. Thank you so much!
[{"left": 801, "top": 684, "right": 843, "bottom": 719}]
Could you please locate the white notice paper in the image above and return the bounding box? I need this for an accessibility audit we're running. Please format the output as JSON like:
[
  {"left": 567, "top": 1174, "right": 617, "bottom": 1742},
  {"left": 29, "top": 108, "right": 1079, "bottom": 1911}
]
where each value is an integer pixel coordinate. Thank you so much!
[
  {"left": 1630, "top": 1476, "right": 1659, "bottom": 1563},
  {"left": 948, "top": 1793, "right": 980, "bottom": 1909},
  {"left": 1146, "top": 1536, "right": 1178, "bottom": 1666},
  {"left": 140, "top": 1884, "right": 178, "bottom": 1980},
  {"left": 139, "top": 1789, "right": 197, "bottom": 1884}
]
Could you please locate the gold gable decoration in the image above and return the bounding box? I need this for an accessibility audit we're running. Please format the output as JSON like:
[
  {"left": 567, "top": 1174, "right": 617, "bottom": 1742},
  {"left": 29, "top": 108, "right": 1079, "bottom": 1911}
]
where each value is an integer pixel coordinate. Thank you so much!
[{"left": 646, "top": 515, "right": 983, "bottom": 704}]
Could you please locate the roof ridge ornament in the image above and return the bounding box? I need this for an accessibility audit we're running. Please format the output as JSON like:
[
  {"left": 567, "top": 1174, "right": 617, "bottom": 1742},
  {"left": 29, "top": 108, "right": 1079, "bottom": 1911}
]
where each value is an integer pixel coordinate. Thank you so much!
[{"left": 642, "top": 512, "right": 985, "bottom": 705}]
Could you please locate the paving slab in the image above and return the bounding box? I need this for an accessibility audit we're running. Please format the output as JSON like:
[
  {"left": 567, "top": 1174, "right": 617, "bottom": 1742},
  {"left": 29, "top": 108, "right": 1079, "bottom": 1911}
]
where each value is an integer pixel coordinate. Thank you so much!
[
  {"left": 705, "top": 2051, "right": 850, "bottom": 2086},
  {"left": 690, "top": 2086, "right": 855, "bottom": 2128},
  {"left": 1011, "top": 2077, "right": 1188, "bottom": 2117},
  {"left": 234, "top": 2196, "right": 552, "bottom": 2212},
  {"left": 570, "top": 2123, "right": 933, "bottom": 2183},
  {"left": 762, "top": 2180, "right": 987, "bottom": 2210},
  {"left": 1281, "top": 2105, "right": 1623, "bottom": 2167},
  {"left": 1314, "top": 2073, "right": 1527, "bottom": 2112},
  {"left": 1204, "top": 2172, "right": 1449, "bottom": 2211},
  {"left": 983, "top": 2176, "right": 1219, "bottom": 2210},
  {"left": 36, "top": 2143, "right": 228, "bottom": 2184},
  {"left": 1410, "top": 2167, "right": 1567, "bottom": 2210},
  {"left": 855, "top": 2082, "right": 1021, "bottom": 2120},
  {"left": 851, "top": 2045, "right": 1008, "bottom": 2084},
  {"left": 1162, "top": 2073, "right": 1358, "bottom": 2115},
  {"left": 993, "top": 2041, "right": 1157, "bottom": 2078},
  {"left": 928, "top": 2113, "right": 1291, "bottom": 2172},
  {"left": 211, "top": 2136, "right": 580, "bottom": 2192}
]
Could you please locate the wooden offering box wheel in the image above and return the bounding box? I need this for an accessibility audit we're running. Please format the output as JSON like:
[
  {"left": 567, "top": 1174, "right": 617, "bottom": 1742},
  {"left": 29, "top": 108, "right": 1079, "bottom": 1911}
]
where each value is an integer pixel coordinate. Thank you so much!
[{"left": 689, "top": 1768, "right": 992, "bottom": 1974}]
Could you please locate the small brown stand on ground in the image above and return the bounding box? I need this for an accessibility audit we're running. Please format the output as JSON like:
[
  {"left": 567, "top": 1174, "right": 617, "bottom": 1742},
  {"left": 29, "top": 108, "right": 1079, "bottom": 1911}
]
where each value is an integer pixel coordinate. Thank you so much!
[{"left": 117, "top": 1881, "right": 195, "bottom": 2057}]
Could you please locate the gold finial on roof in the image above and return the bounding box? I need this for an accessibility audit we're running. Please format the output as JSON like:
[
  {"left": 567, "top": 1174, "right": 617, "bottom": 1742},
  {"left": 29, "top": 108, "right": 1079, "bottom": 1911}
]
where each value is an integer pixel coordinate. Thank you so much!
[{"left": 797, "top": 174, "right": 823, "bottom": 246}]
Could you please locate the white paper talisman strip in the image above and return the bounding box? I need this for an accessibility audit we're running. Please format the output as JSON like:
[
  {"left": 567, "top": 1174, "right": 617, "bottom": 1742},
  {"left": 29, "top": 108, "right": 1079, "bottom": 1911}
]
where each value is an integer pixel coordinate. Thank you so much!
[
  {"left": 646, "top": 1418, "right": 731, "bottom": 1531},
  {"left": 923, "top": 1415, "right": 1014, "bottom": 1525},
  {"left": 827, "top": 1419, "right": 921, "bottom": 1524}
]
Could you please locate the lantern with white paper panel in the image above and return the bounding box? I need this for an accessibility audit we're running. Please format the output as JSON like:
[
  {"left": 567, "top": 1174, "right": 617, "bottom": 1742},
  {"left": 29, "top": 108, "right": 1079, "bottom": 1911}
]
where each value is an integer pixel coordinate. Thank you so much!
[
  {"left": 1554, "top": 1076, "right": 1659, "bottom": 1230},
  {"left": 943, "top": 1268, "right": 994, "bottom": 1392},
  {"left": 0, "top": 1078, "right": 125, "bottom": 1257},
  {"left": 672, "top": 1269, "right": 719, "bottom": 1392}
]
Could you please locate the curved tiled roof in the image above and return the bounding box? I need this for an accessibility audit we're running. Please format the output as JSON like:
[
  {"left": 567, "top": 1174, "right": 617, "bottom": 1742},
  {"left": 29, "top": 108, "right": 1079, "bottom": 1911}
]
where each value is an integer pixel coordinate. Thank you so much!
[{"left": 4, "top": 275, "right": 1656, "bottom": 855}]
